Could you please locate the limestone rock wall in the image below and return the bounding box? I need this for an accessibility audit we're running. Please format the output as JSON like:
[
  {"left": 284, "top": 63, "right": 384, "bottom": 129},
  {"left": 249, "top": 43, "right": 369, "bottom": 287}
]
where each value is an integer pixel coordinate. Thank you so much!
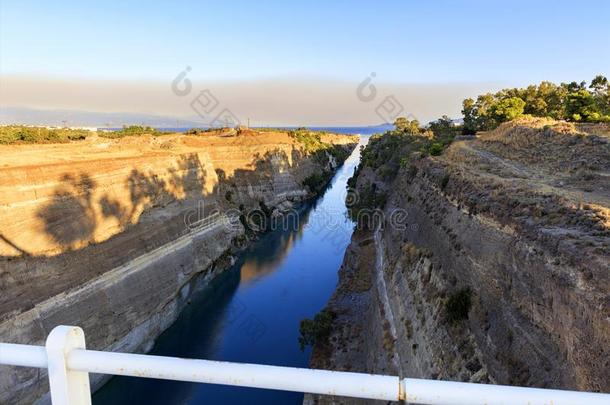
[
  {"left": 309, "top": 122, "right": 609, "bottom": 403},
  {"left": 0, "top": 131, "right": 357, "bottom": 404}
]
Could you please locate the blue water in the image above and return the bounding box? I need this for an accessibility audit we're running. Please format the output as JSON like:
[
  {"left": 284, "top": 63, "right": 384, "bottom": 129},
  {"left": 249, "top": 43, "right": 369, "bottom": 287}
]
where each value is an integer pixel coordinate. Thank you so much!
[{"left": 93, "top": 135, "right": 366, "bottom": 404}]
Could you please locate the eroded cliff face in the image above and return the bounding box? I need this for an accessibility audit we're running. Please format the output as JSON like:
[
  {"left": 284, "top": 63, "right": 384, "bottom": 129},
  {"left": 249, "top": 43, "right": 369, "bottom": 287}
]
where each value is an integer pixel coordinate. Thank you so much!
[
  {"left": 0, "top": 129, "right": 357, "bottom": 404},
  {"left": 308, "top": 119, "right": 609, "bottom": 404}
]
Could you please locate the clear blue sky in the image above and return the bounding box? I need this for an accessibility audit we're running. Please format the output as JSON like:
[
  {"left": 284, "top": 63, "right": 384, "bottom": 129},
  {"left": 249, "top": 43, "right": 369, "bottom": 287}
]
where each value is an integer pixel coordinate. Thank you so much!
[{"left": 1, "top": 0, "right": 609, "bottom": 85}]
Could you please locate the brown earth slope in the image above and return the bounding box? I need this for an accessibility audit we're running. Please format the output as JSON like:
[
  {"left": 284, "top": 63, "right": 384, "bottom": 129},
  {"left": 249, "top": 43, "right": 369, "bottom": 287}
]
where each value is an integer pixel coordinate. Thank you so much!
[{"left": 308, "top": 118, "right": 609, "bottom": 404}]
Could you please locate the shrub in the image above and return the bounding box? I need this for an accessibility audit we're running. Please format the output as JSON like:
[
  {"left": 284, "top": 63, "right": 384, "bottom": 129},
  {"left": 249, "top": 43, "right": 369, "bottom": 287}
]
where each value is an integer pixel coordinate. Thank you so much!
[
  {"left": 0, "top": 126, "right": 89, "bottom": 144},
  {"left": 289, "top": 129, "right": 352, "bottom": 170},
  {"left": 347, "top": 183, "right": 387, "bottom": 227},
  {"left": 357, "top": 122, "right": 454, "bottom": 178},
  {"left": 312, "top": 150, "right": 330, "bottom": 165},
  {"left": 429, "top": 142, "right": 444, "bottom": 156},
  {"left": 445, "top": 287, "right": 472, "bottom": 323},
  {"left": 288, "top": 128, "right": 324, "bottom": 153},
  {"left": 378, "top": 164, "right": 399, "bottom": 180},
  {"left": 185, "top": 127, "right": 227, "bottom": 135},
  {"left": 429, "top": 115, "right": 459, "bottom": 137},
  {"left": 328, "top": 145, "right": 350, "bottom": 162},
  {"left": 303, "top": 171, "right": 329, "bottom": 193},
  {"left": 298, "top": 309, "right": 335, "bottom": 350},
  {"left": 100, "top": 125, "right": 160, "bottom": 138}
]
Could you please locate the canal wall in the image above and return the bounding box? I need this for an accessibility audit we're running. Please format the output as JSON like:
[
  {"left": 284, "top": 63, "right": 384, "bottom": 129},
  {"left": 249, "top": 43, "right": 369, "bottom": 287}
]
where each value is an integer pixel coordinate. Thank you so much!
[
  {"left": 308, "top": 120, "right": 610, "bottom": 403},
  {"left": 0, "top": 130, "right": 358, "bottom": 404}
]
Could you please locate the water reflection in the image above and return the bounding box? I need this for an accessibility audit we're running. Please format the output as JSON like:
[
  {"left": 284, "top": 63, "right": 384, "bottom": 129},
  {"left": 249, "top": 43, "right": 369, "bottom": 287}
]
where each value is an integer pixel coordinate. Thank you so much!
[{"left": 239, "top": 207, "right": 312, "bottom": 284}]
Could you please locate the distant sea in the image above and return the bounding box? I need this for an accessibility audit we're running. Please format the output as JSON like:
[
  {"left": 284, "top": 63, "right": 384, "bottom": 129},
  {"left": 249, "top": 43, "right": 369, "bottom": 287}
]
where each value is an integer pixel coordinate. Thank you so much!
[
  {"left": 302, "top": 125, "right": 393, "bottom": 135},
  {"left": 104, "top": 125, "right": 393, "bottom": 136}
]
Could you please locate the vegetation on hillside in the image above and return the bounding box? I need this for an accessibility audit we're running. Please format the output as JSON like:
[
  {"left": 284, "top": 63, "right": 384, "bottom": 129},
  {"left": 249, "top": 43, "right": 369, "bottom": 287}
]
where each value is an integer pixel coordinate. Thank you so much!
[
  {"left": 287, "top": 128, "right": 355, "bottom": 195},
  {"left": 445, "top": 287, "right": 472, "bottom": 324},
  {"left": 288, "top": 128, "right": 329, "bottom": 153},
  {"left": 184, "top": 127, "right": 228, "bottom": 135},
  {"left": 290, "top": 127, "right": 351, "bottom": 177},
  {"left": 302, "top": 171, "right": 331, "bottom": 193},
  {"left": 0, "top": 125, "right": 89, "bottom": 144},
  {"left": 99, "top": 125, "right": 164, "bottom": 138},
  {"left": 346, "top": 116, "right": 458, "bottom": 222},
  {"left": 298, "top": 309, "right": 336, "bottom": 350},
  {"left": 359, "top": 117, "right": 457, "bottom": 175},
  {"left": 346, "top": 182, "right": 388, "bottom": 225},
  {"left": 352, "top": 75, "right": 609, "bottom": 183},
  {"left": 462, "top": 75, "right": 610, "bottom": 133}
]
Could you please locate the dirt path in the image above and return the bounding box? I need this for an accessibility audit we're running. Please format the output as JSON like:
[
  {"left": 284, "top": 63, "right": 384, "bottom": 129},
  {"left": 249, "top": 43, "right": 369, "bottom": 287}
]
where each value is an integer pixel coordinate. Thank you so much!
[{"left": 454, "top": 140, "right": 610, "bottom": 209}]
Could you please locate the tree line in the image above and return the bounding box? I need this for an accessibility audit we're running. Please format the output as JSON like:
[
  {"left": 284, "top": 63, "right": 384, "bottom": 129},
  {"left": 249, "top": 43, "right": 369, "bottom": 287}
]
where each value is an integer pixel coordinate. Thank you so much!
[{"left": 462, "top": 75, "right": 610, "bottom": 133}]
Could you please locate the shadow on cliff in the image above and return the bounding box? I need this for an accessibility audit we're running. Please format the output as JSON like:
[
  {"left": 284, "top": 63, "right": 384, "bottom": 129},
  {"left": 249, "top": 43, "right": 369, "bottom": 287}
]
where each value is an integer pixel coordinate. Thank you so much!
[
  {"left": 36, "top": 174, "right": 98, "bottom": 251},
  {"left": 32, "top": 154, "right": 207, "bottom": 253},
  {"left": 0, "top": 148, "right": 304, "bottom": 315},
  {"left": 5, "top": 150, "right": 300, "bottom": 258},
  {"left": 209, "top": 149, "right": 300, "bottom": 207}
]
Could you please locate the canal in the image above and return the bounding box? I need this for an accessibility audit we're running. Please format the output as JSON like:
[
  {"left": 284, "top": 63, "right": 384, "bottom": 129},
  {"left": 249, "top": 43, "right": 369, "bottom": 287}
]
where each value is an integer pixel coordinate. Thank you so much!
[{"left": 94, "top": 135, "right": 366, "bottom": 404}]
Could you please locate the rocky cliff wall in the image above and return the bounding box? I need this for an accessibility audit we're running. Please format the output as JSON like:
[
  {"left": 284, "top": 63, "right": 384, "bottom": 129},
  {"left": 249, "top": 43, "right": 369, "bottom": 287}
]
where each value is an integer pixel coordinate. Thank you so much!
[
  {"left": 0, "top": 130, "right": 357, "bottom": 404},
  {"left": 308, "top": 119, "right": 609, "bottom": 404}
]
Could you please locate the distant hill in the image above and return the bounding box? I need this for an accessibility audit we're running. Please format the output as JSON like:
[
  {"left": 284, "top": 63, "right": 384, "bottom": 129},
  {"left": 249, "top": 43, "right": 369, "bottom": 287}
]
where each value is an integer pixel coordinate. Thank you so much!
[
  {"left": 0, "top": 107, "right": 404, "bottom": 133},
  {"left": 363, "top": 123, "right": 395, "bottom": 132},
  {"left": 0, "top": 107, "right": 206, "bottom": 129}
]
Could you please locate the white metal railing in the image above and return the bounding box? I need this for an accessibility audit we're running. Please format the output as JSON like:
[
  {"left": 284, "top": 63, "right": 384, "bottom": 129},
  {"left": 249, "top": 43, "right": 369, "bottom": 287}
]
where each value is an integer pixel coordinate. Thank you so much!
[{"left": 1, "top": 326, "right": 608, "bottom": 405}]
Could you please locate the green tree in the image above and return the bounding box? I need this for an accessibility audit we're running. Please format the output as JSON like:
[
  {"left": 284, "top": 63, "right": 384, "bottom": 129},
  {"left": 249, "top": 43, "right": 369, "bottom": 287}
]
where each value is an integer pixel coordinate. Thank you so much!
[
  {"left": 565, "top": 89, "right": 598, "bottom": 121},
  {"left": 298, "top": 310, "right": 335, "bottom": 350},
  {"left": 590, "top": 75, "right": 608, "bottom": 94},
  {"left": 520, "top": 85, "right": 547, "bottom": 117},
  {"left": 462, "top": 98, "right": 477, "bottom": 134},
  {"left": 393, "top": 117, "right": 408, "bottom": 130},
  {"left": 394, "top": 117, "right": 421, "bottom": 134},
  {"left": 539, "top": 81, "right": 568, "bottom": 119},
  {"left": 590, "top": 75, "right": 610, "bottom": 116},
  {"left": 462, "top": 94, "right": 501, "bottom": 132},
  {"left": 565, "top": 81, "right": 587, "bottom": 92},
  {"left": 461, "top": 76, "right": 610, "bottom": 128},
  {"left": 429, "top": 115, "right": 454, "bottom": 137},
  {"left": 489, "top": 97, "right": 526, "bottom": 123},
  {"left": 473, "top": 93, "right": 498, "bottom": 131}
]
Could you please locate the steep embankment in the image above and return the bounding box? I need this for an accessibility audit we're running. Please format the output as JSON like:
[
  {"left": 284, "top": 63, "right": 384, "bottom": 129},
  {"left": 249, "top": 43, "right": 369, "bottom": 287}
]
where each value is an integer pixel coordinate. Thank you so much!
[
  {"left": 308, "top": 118, "right": 609, "bottom": 403},
  {"left": 0, "top": 128, "right": 357, "bottom": 404}
]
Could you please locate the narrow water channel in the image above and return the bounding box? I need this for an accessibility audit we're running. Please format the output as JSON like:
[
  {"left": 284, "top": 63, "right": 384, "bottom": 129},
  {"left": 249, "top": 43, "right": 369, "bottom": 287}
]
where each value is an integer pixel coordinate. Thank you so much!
[{"left": 93, "top": 135, "right": 367, "bottom": 404}]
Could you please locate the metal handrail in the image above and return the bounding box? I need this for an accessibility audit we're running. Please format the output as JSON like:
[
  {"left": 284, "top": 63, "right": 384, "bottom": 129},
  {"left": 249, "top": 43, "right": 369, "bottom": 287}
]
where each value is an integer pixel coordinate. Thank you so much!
[{"left": 1, "top": 326, "right": 608, "bottom": 405}]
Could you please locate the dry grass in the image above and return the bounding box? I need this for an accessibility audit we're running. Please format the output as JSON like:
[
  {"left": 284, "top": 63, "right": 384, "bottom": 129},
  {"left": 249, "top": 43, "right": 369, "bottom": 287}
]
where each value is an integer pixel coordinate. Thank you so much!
[
  {"left": 576, "top": 122, "right": 610, "bottom": 137},
  {"left": 478, "top": 117, "right": 584, "bottom": 148},
  {"left": 470, "top": 118, "right": 610, "bottom": 176}
]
